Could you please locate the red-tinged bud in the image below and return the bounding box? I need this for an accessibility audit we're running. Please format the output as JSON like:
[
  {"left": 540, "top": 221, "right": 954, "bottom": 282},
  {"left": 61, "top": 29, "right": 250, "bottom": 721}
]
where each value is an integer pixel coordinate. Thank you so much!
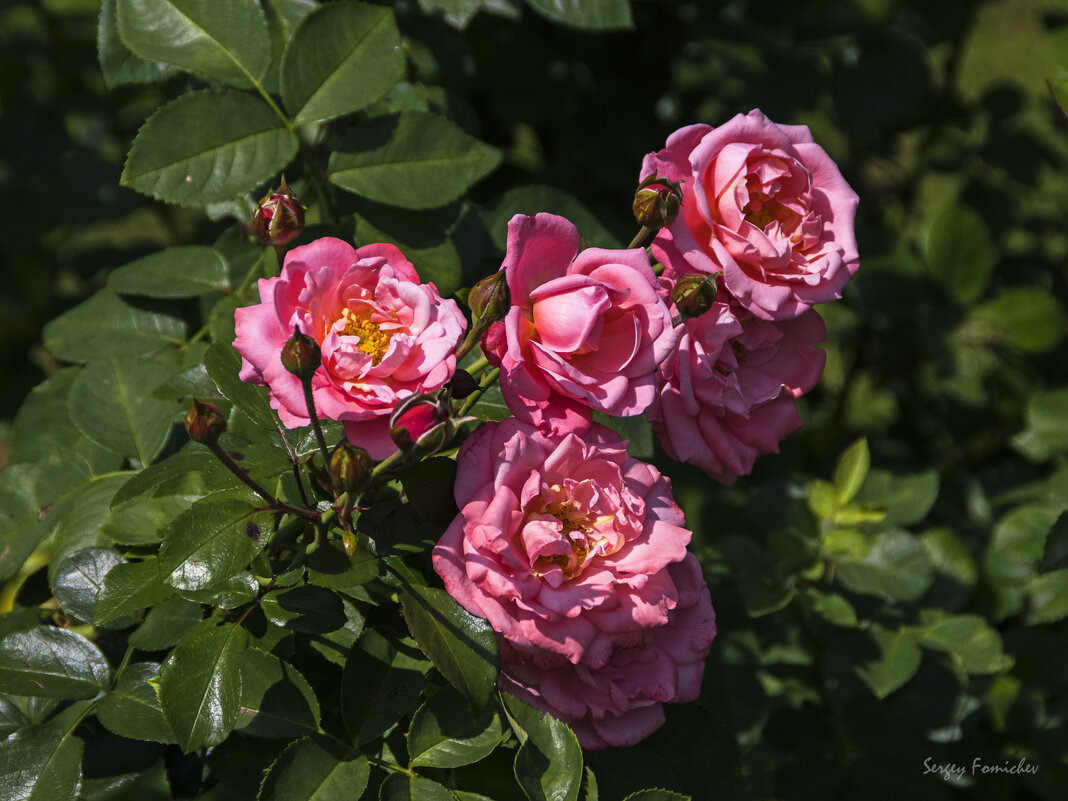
[
  {"left": 672, "top": 273, "right": 718, "bottom": 319},
  {"left": 330, "top": 442, "right": 372, "bottom": 493},
  {"left": 251, "top": 176, "right": 305, "bottom": 247},
  {"left": 480, "top": 321, "right": 507, "bottom": 368},
  {"left": 185, "top": 399, "right": 227, "bottom": 445},
  {"left": 450, "top": 369, "right": 479, "bottom": 399},
  {"left": 633, "top": 173, "right": 683, "bottom": 229},
  {"left": 389, "top": 393, "right": 450, "bottom": 454},
  {"left": 281, "top": 325, "right": 321, "bottom": 381},
  {"left": 468, "top": 270, "right": 510, "bottom": 326}
]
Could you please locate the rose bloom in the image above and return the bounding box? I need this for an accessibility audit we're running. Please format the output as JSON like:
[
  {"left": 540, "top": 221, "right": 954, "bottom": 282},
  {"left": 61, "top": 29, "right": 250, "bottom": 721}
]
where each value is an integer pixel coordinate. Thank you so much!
[
  {"left": 433, "top": 419, "right": 717, "bottom": 749},
  {"left": 483, "top": 213, "right": 676, "bottom": 435},
  {"left": 650, "top": 295, "right": 826, "bottom": 483},
  {"left": 642, "top": 109, "right": 859, "bottom": 320},
  {"left": 234, "top": 237, "right": 466, "bottom": 458}
]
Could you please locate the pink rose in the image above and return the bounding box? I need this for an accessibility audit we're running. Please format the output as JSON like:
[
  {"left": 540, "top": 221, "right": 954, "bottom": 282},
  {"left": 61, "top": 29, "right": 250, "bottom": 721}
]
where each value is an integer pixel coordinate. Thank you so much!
[
  {"left": 485, "top": 213, "right": 676, "bottom": 435},
  {"left": 234, "top": 237, "right": 466, "bottom": 458},
  {"left": 649, "top": 296, "right": 826, "bottom": 483},
  {"left": 432, "top": 419, "right": 716, "bottom": 749},
  {"left": 642, "top": 109, "right": 859, "bottom": 320}
]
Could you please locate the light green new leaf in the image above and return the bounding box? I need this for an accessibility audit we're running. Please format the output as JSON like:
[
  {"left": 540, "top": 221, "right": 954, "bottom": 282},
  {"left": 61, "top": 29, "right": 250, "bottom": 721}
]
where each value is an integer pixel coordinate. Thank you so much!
[
  {"left": 502, "top": 693, "right": 583, "bottom": 801},
  {"left": 43, "top": 288, "right": 186, "bottom": 364},
  {"left": 854, "top": 625, "right": 923, "bottom": 698},
  {"left": 913, "top": 614, "right": 1008, "bottom": 674},
  {"left": 399, "top": 584, "right": 499, "bottom": 709},
  {"left": 0, "top": 724, "right": 83, "bottom": 801},
  {"left": 115, "top": 0, "right": 270, "bottom": 88},
  {"left": 329, "top": 111, "right": 501, "bottom": 209},
  {"left": 836, "top": 529, "right": 935, "bottom": 602},
  {"left": 96, "top": 662, "right": 176, "bottom": 744},
  {"left": 69, "top": 357, "right": 176, "bottom": 467},
  {"left": 98, "top": 0, "right": 179, "bottom": 88},
  {"left": 1026, "top": 569, "right": 1068, "bottom": 624},
  {"left": 281, "top": 0, "right": 404, "bottom": 125},
  {"left": 833, "top": 438, "right": 870, "bottom": 505},
  {"left": 109, "top": 246, "right": 230, "bottom": 298},
  {"left": 0, "top": 627, "right": 110, "bottom": 699},
  {"left": 158, "top": 621, "right": 249, "bottom": 752},
  {"left": 1014, "top": 388, "right": 1068, "bottom": 461},
  {"left": 259, "top": 735, "right": 369, "bottom": 801},
  {"left": 122, "top": 89, "right": 298, "bottom": 206},
  {"left": 408, "top": 686, "right": 503, "bottom": 769},
  {"left": 158, "top": 493, "right": 273, "bottom": 592},
  {"left": 526, "top": 0, "right": 633, "bottom": 30}
]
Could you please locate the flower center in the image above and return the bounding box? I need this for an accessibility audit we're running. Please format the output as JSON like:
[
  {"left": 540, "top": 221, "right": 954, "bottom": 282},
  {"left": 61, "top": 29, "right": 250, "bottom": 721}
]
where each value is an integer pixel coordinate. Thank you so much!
[{"left": 340, "top": 307, "right": 392, "bottom": 365}]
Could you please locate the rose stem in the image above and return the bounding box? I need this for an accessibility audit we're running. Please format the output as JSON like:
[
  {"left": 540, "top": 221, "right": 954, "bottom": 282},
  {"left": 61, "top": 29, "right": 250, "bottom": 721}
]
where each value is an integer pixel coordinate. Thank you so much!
[
  {"left": 627, "top": 225, "right": 654, "bottom": 249},
  {"left": 299, "top": 376, "right": 334, "bottom": 479},
  {"left": 457, "top": 366, "right": 501, "bottom": 416},
  {"left": 207, "top": 441, "right": 320, "bottom": 523}
]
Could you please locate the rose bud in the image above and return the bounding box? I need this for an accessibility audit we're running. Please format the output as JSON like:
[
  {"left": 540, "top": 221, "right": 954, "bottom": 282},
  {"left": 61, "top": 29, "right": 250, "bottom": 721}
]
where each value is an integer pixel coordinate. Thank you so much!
[
  {"left": 468, "top": 270, "right": 510, "bottom": 326},
  {"left": 330, "top": 441, "right": 372, "bottom": 493},
  {"left": 389, "top": 393, "right": 450, "bottom": 453},
  {"left": 280, "top": 325, "right": 321, "bottom": 381},
  {"left": 185, "top": 399, "right": 227, "bottom": 445},
  {"left": 673, "top": 272, "right": 718, "bottom": 319},
  {"left": 251, "top": 176, "right": 305, "bottom": 247},
  {"left": 449, "top": 369, "right": 479, "bottom": 400},
  {"left": 632, "top": 173, "right": 683, "bottom": 229},
  {"left": 480, "top": 321, "right": 506, "bottom": 368}
]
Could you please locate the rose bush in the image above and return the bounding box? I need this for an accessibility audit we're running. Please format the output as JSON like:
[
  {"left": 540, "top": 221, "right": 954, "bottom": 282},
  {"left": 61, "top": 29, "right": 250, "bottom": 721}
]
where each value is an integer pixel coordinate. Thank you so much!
[
  {"left": 234, "top": 237, "right": 466, "bottom": 457},
  {"left": 432, "top": 418, "right": 717, "bottom": 749},
  {"left": 483, "top": 213, "right": 676, "bottom": 435},
  {"left": 650, "top": 296, "right": 826, "bottom": 482},
  {"left": 642, "top": 109, "right": 860, "bottom": 320}
]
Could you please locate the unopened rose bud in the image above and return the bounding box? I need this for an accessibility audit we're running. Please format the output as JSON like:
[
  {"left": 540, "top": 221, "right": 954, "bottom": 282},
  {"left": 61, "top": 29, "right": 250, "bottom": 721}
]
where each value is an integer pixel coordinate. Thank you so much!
[
  {"left": 389, "top": 394, "right": 450, "bottom": 453},
  {"left": 251, "top": 176, "right": 305, "bottom": 247},
  {"left": 480, "top": 321, "right": 506, "bottom": 368},
  {"left": 450, "top": 369, "right": 479, "bottom": 399},
  {"left": 633, "top": 174, "right": 683, "bottom": 229},
  {"left": 330, "top": 442, "right": 372, "bottom": 493},
  {"left": 185, "top": 399, "right": 227, "bottom": 445},
  {"left": 673, "top": 273, "right": 718, "bottom": 319},
  {"left": 468, "top": 270, "right": 510, "bottom": 326},
  {"left": 281, "top": 326, "right": 321, "bottom": 381}
]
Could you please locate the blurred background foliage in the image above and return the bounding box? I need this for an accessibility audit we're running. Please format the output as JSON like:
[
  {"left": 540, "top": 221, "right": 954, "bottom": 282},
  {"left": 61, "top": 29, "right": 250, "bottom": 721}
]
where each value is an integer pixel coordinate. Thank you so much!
[{"left": 3, "top": 0, "right": 1068, "bottom": 799}]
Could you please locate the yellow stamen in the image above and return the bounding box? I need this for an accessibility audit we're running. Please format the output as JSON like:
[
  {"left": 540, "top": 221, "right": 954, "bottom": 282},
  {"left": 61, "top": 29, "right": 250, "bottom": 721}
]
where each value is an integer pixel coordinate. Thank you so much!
[{"left": 340, "top": 307, "right": 392, "bottom": 365}]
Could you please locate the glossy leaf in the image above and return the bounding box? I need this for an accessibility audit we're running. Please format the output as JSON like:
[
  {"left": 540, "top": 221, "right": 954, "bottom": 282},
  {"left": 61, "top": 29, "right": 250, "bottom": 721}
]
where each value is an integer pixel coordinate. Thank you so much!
[
  {"left": 0, "top": 724, "right": 83, "bottom": 801},
  {"left": 42, "top": 288, "right": 186, "bottom": 364},
  {"left": 115, "top": 0, "right": 270, "bottom": 88},
  {"left": 329, "top": 111, "right": 501, "bottom": 209},
  {"left": 158, "top": 621, "right": 249, "bottom": 752},
  {"left": 95, "top": 559, "right": 175, "bottom": 624},
  {"left": 108, "top": 246, "right": 230, "bottom": 298},
  {"left": 408, "top": 685, "right": 503, "bottom": 769},
  {"left": 52, "top": 548, "right": 127, "bottom": 626},
  {"left": 259, "top": 735, "right": 369, "bottom": 801},
  {"left": 98, "top": 0, "right": 179, "bottom": 88},
  {"left": 525, "top": 0, "right": 633, "bottom": 30},
  {"left": 128, "top": 596, "right": 205, "bottom": 652},
  {"left": 261, "top": 586, "right": 346, "bottom": 634},
  {"left": 0, "top": 627, "right": 110, "bottom": 698},
  {"left": 122, "top": 89, "right": 298, "bottom": 206},
  {"left": 399, "top": 584, "right": 499, "bottom": 709},
  {"left": 281, "top": 0, "right": 404, "bottom": 125},
  {"left": 158, "top": 493, "right": 273, "bottom": 592},
  {"left": 69, "top": 357, "right": 176, "bottom": 466},
  {"left": 204, "top": 341, "right": 278, "bottom": 430},
  {"left": 96, "top": 662, "right": 176, "bottom": 744},
  {"left": 503, "top": 693, "right": 583, "bottom": 801},
  {"left": 340, "top": 631, "right": 430, "bottom": 745},
  {"left": 379, "top": 773, "right": 456, "bottom": 801},
  {"left": 236, "top": 648, "right": 320, "bottom": 738},
  {"left": 103, "top": 487, "right": 203, "bottom": 546},
  {"left": 109, "top": 443, "right": 232, "bottom": 507}
]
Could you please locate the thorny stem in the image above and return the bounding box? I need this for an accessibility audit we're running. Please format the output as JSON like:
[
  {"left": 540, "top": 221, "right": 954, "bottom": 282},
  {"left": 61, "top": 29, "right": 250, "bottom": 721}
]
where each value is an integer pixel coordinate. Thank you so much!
[{"left": 208, "top": 441, "right": 320, "bottom": 522}]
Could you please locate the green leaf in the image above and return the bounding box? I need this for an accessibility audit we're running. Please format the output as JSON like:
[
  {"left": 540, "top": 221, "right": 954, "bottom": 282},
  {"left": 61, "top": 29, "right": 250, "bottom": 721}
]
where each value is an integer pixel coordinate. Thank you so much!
[
  {"left": 128, "top": 596, "right": 204, "bottom": 651},
  {"left": 43, "top": 288, "right": 186, "bottom": 364},
  {"left": 854, "top": 469, "right": 939, "bottom": 526},
  {"left": 0, "top": 627, "right": 110, "bottom": 698},
  {"left": 354, "top": 207, "right": 462, "bottom": 296},
  {"left": 1026, "top": 569, "right": 1068, "bottom": 624},
  {"left": 122, "top": 89, "right": 298, "bottom": 206},
  {"left": 920, "top": 527, "right": 979, "bottom": 610},
  {"left": 259, "top": 735, "right": 369, "bottom": 801},
  {"left": 379, "top": 774, "right": 457, "bottom": 801},
  {"left": 0, "top": 724, "right": 83, "bottom": 801},
  {"left": 103, "top": 484, "right": 204, "bottom": 546},
  {"left": 281, "top": 0, "right": 404, "bottom": 125},
  {"left": 204, "top": 341, "right": 278, "bottom": 430},
  {"left": 968, "top": 287, "right": 1064, "bottom": 353},
  {"left": 98, "top": 0, "right": 180, "bottom": 88},
  {"left": 1048, "top": 77, "right": 1068, "bottom": 116},
  {"left": 399, "top": 457, "right": 460, "bottom": 526},
  {"left": 502, "top": 693, "right": 583, "bottom": 801},
  {"left": 836, "top": 529, "right": 935, "bottom": 602},
  {"left": 95, "top": 559, "right": 175, "bottom": 625},
  {"left": 1014, "top": 388, "right": 1068, "bottom": 460},
  {"left": 307, "top": 538, "right": 381, "bottom": 589},
  {"left": 115, "top": 0, "right": 270, "bottom": 88},
  {"left": 340, "top": 630, "right": 430, "bottom": 745},
  {"left": 591, "top": 412, "right": 654, "bottom": 460},
  {"left": 236, "top": 648, "right": 320, "bottom": 738},
  {"left": 924, "top": 201, "right": 995, "bottom": 304},
  {"left": 96, "top": 662, "right": 176, "bottom": 744},
  {"left": 408, "top": 685, "right": 503, "bottom": 769},
  {"left": 584, "top": 767, "right": 599, "bottom": 801},
  {"left": 177, "top": 572, "right": 260, "bottom": 609},
  {"left": 52, "top": 548, "right": 127, "bottom": 627},
  {"left": 261, "top": 586, "right": 346, "bottom": 634},
  {"left": 466, "top": 381, "right": 510, "bottom": 422},
  {"left": 109, "top": 246, "right": 230, "bottom": 298},
  {"left": 984, "top": 502, "right": 1061, "bottom": 619},
  {"left": 853, "top": 625, "right": 923, "bottom": 698},
  {"left": 482, "top": 185, "right": 622, "bottom": 250},
  {"left": 329, "top": 111, "right": 501, "bottom": 209},
  {"left": 47, "top": 474, "right": 133, "bottom": 581},
  {"left": 158, "top": 621, "right": 249, "bottom": 751},
  {"left": 416, "top": 0, "right": 486, "bottom": 29},
  {"left": 525, "top": 0, "right": 633, "bottom": 30},
  {"left": 913, "top": 614, "right": 1008, "bottom": 674},
  {"left": 399, "top": 584, "right": 499, "bottom": 709},
  {"left": 805, "top": 589, "right": 858, "bottom": 627},
  {"left": 622, "top": 792, "right": 690, "bottom": 801},
  {"left": 833, "top": 438, "right": 870, "bottom": 505},
  {"left": 158, "top": 493, "right": 274, "bottom": 592},
  {"left": 110, "top": 443, "right": 231, "bottom": 507},
  {"left": 69, "top": 357, "right": 176, "bottom": 466}
]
